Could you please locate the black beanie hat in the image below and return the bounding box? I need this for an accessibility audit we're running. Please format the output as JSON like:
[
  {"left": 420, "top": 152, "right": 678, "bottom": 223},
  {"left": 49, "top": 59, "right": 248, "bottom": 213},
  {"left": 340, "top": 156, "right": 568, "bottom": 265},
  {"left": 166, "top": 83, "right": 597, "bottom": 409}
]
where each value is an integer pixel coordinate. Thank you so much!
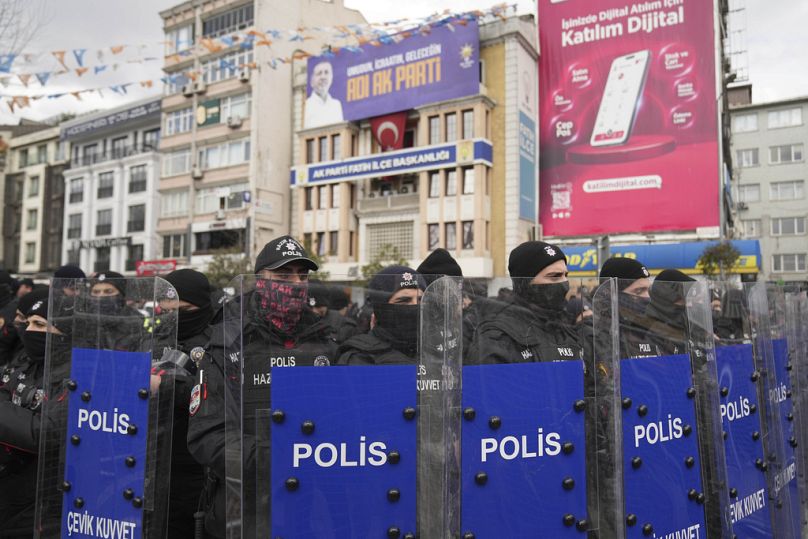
[
  {"left": 417, "top": 249, "right": 463, "bottom": 285},
  {"left": 24, "top": 287, "right": 50, "bottom": 319},
  {"left": 655, "top": 269, "right": 695, "bottom": 283},
  {"left": 54, "top": 265, "right": 86, "bottom": 279},
  {"left": 254, "top": 235, "right": 318, "bottom": 274},
  {"left": 92, "top": 271, "right": 126, "bottom": 296},
  {"left": 650, "top": 269, "right": 695, "bottom": 307},
  {"left": 164, "top": 269, "right": 212, "bottom": 309},
  {"left": 600, "top": 257, "right": 650, "bottom": 291},
  {"left": 367, "top": 265, "right": 425, "bottom": 305},
  {"left": 508, "top": 241, "right": 567, "bottom": 279}
]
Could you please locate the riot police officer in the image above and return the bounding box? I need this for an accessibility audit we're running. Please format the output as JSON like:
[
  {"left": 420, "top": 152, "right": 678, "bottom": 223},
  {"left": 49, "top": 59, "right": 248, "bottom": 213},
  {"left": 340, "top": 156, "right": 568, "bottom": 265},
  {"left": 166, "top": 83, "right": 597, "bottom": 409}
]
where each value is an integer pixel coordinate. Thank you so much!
[
  {"left": 645, "top": 269, "right": 696, "bottom": 356},
  {"left": 187, "top": 235, "right": 337, "bottom": 538},
  {"left": 466, "top": 241, "right": 581, "bottom": 364},
  {"left": 338, "top": 265, "right": 426, "bottom": 365}
]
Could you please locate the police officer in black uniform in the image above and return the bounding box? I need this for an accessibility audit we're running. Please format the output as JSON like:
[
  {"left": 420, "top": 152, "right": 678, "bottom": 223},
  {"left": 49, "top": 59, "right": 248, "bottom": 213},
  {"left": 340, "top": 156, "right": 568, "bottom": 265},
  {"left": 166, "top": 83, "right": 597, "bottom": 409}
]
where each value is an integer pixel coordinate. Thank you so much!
[
  {"left": 0, "top": 288, "right": 72, "bottom": 537},
  {"left": 338, "top": 265, "right": 425, "bottom": 365},
  {"left": 466, "top": 241, "right": 581, "bottom": 364},
  {"left": 187, "top": 235, "right": 337, "bottom": 538},
  {"left": 645, "top": 268, "right": 697, "bottom": 356}
]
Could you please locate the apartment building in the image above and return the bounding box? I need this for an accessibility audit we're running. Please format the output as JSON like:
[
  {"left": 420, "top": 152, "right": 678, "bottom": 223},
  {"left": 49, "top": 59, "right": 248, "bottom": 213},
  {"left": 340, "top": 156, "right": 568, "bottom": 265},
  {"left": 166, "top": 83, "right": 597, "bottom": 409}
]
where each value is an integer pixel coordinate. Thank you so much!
[
  {"left": 731, "top": 89, "right": 808, "bottom": 284},
  {"left": 158, "top": 0, "right": 365, "bottom": 269},
  {"left": 60, "top": 98, "right": 162, "bottom": 275}
]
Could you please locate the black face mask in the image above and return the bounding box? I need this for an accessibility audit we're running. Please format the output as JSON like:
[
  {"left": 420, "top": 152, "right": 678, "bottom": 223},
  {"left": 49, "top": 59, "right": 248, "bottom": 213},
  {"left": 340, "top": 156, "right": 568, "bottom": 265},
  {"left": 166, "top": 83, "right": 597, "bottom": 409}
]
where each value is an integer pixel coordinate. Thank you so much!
[
  {"left": 619, "top": 293, "right": 651, "bottom": 316},
  {"left": 178, "top": 306, "right": 213, "bottom": 341},
  {"left": 91, "top": 296, "right": 126, "bottom": 315},
  {"left": 21, "top": 330, "right": 48, "bottom": 362},
  {"left": 523, "top": 282, "right": 570, "bottom": 312},
  {"left": 0, "top": 322, "right": 20, "bottom": 355},
  {"left": 374, "top": 303, "right": 420, "bottom": 356},
  {"left": 254, "top": 280, "right": 308, "bottom": 335}
]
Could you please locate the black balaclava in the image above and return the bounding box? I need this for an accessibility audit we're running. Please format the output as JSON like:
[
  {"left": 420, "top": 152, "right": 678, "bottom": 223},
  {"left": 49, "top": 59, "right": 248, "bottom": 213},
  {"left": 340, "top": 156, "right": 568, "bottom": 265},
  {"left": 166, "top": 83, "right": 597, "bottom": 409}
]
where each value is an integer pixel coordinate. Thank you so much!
[
  {"left": 508, "top": 241, "right": 569, "bottom": 312},
  {"left": 368, "top": 266, "right": 426, "bottom": 356},
  {"left": 164, "top": 269, "right": 214, "bottom": 341},
  {"left": 647, "top": 269, "right": 695, "bottom": 329},
  {"left": 90, "top": 272, "right": 127, "bottom": 315},
  {"left": 20, "top": 288, "right": 70, "bottom": 362}
]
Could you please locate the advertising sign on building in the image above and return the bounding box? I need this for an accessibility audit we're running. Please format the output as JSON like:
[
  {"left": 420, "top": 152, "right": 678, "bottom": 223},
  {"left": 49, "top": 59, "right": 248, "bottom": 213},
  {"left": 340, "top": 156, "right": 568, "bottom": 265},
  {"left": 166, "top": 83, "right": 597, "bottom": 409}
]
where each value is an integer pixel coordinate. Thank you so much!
[
  {"left": 538, "top": 0, "right": 720, "bottom": 236},
  {"left": 135, "top": 259, "right": 177, "bottom": 276},
  {"left": 517, "top": 45, "right": 538, "bottom": 222},
  {"left": 304, "top": 20, "right": 480, "bottom": 129}
]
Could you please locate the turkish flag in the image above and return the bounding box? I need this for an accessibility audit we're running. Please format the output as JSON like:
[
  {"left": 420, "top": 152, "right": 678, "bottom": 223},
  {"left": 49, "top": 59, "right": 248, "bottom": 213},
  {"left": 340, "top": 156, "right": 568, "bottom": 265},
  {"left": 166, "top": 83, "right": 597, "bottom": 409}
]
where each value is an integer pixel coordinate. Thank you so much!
[{"left": 370, "top": 111, "right": 408, "bottom": 152}]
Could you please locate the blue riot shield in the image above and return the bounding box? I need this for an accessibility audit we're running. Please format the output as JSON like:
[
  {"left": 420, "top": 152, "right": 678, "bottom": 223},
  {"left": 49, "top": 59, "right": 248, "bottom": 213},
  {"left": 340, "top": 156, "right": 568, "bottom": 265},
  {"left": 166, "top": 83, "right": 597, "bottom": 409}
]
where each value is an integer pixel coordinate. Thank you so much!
[
  {"left": 222, "top": 274, "right": 462, "bottom": 539},
  {"left": 612, "top": 277, "right": 732, "bottom": 539},
  {"left": 460, "top": 277, "right": 621, "bottom": 538},
  {"left": 33, "top": 277, "right": 178, "bottom": 538}
]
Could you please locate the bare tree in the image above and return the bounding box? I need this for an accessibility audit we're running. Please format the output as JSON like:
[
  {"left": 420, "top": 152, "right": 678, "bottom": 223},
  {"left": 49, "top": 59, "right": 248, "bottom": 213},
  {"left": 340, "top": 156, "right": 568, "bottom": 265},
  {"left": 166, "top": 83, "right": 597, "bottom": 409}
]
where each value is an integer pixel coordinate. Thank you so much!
[{"left": 0, "top": 0, "right": 49, "bottom": 58}]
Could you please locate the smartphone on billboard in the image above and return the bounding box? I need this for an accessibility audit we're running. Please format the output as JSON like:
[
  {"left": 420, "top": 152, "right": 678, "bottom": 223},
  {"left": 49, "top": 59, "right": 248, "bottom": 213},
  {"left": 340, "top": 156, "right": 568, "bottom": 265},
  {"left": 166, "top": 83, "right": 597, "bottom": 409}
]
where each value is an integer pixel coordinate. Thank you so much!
[{"left": 590, "top": 50, "right": 650, "bottom": 147}]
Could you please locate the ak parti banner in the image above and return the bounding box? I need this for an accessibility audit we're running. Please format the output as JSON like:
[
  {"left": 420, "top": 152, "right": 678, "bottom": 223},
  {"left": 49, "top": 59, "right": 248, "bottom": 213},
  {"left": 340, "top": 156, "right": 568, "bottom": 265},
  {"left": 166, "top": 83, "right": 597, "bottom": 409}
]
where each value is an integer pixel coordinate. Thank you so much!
[{"left": 538, "top": 0, "right": 720, "bottom": 237}]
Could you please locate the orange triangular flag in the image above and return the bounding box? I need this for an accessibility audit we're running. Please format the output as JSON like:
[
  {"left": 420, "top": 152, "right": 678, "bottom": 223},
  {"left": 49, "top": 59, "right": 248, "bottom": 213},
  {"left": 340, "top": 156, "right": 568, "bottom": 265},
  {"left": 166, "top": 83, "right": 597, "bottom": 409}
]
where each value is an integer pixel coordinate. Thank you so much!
[
  {"left": 75, "top": 67, "right": 88, "bottom": 77},
  {"left": 17, "top": 74, "right": 31, "bottom": 87},
  {"left": 110, "top": 45, "right": 125, "bottom": 55},
  {"left": 140, "top": 80, "right": 153, "bottom": 88},
  {"left": 52, "top": 51, "right": 67, "bottom": 69},
  {"left": 70, "top": 91, "right": 82, "bottom": 101}
]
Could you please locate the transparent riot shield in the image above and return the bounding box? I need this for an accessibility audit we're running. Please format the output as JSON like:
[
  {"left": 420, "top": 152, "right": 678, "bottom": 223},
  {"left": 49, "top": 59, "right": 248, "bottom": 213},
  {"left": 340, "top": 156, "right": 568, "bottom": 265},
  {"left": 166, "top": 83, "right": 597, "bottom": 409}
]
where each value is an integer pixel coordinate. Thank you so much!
[
  {"left": 785, "top": 288, "right": 808, "bottom": 533},
  {"left": 34, "top": 277, "right": 178, "bottom": 538},
  {"left": 460, "top": 277, "right": 620, "bottom": 537},
  {"left": 612, "top": 277, "right": 731, "bottom": 539},
  {"left": 222, "top": 273, "right": 461, "bottom": 538}
]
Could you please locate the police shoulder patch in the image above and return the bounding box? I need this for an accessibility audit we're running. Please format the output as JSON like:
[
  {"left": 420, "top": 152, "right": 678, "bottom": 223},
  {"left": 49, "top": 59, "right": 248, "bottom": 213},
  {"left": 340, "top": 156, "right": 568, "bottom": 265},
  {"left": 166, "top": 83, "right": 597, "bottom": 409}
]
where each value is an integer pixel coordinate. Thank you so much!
[
  {"left": 190, "top": 346, "right": 205, "bottom": 363},
  {"left": 189, "top": 384, "right": 202, "bottom": 416},
  {"left": 313, "top": 355, "right": 330, "bottom": 367}
]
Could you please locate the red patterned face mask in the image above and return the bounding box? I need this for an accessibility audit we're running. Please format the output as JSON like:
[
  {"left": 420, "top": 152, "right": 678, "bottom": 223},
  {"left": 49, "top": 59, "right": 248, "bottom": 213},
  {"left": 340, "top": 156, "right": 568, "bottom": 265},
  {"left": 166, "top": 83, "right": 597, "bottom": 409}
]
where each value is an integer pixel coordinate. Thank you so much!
[{"left": 255, "top": 279, "right": 308, "bottom": 334}]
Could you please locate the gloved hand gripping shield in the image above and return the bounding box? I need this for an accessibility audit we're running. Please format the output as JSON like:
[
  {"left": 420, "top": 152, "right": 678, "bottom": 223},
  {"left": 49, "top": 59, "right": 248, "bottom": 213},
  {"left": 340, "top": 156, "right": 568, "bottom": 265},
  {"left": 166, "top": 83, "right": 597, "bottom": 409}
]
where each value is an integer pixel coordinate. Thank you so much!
[
  {"left": 221, "top": 274, "right": 462, "bottom": 539},
  {"left": 33, "top": 277, "right": 178, "bottom": 538},
  {"left": 613, "top": 277, "right": 732, "bottom": 539},
  {"left": 460, "top": 277, "right": 620, "bottom": 537}
]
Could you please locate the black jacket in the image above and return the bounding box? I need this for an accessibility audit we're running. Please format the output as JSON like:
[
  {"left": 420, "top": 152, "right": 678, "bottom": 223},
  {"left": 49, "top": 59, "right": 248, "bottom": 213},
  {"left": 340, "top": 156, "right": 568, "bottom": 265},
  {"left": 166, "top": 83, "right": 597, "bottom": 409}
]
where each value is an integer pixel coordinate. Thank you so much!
[
  {"left": 186, "top": 300, "right": 337, "bottom": 538},
  {"left": 337, "top": 329, "right": 416, "bottom": 365}
]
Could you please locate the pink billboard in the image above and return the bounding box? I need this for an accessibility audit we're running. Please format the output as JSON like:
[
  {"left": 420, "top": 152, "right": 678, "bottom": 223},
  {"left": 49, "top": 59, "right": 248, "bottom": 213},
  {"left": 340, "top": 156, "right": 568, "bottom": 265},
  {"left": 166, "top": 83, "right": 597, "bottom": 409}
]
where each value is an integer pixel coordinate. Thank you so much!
[{"left": 539, "top": 0, "right": 720, "bottom": 237}]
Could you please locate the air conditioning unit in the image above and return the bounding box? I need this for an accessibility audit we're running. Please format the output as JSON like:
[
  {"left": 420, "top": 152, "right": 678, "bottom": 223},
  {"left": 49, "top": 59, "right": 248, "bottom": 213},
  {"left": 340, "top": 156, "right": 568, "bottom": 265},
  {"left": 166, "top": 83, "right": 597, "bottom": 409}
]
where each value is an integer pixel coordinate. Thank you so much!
[
  {"left": 368, "top": 192, "right": 376, "bottom": 198},
  {"left": 191, "top": 166, "right": 204, "bottom": 180},
  {"left": 227, "top": 116, "right": 243, "bottom": 128},
  {"left": 738, "top": 202, "right": 748, "bottom": 210},
  {"left": 215, "top": 209, "right": 225, "bottom": 220},
  {"left": 238, "top": 68, "right": 251, "bottom": 83},
  {"left": 400, "top": 186, "right": 409, "bottom": 194},
  {"left": 181, "top": 84, "right": 194, "bottom": 97},
  {"left": 194, "top": 80, "right": 207, "bottom": 95}
]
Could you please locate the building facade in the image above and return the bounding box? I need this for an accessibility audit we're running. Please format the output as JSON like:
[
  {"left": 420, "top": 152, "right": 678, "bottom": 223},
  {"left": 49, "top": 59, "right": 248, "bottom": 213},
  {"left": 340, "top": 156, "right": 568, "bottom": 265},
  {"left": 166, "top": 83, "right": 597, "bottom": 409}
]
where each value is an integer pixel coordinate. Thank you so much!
[
  {"left": 289, "top": 15, "right": 539, "bottom": 281},
  {"left": 158, "top": 0, "right": 365, "bottom": 270},
  {"left": 59, "top": 98, "right": 162, "bottom": 275},
  {"left": 731, "top": 91, "right": 808, "bottom": 284},
  {"left": 4, "top": 126, "right": 67, "bottom": 275}
]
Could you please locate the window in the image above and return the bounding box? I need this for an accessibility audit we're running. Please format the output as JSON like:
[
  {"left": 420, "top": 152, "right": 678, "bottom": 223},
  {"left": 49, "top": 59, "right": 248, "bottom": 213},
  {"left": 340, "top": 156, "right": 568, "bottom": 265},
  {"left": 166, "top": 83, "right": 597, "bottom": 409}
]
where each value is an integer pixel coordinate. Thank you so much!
[
  {"left": 194, "top": 229, "right": 245, "bottom": 255},
  {"left": 771, "top": 217, "right": 806, "bottom": 236},
  {"left": 201, "top": 49, "right": 254, "bottom": 84},
  {"left": 770, "top": 180, "right": 805, "bottom": 201},
  {"left": 67, "top": 214, "right": 82, "bottom": 239},
  {"left": 94, "top": 247, "right": 110, "bottom": 273},
  {"left": 328, "top": 231, "right": 338, "bottom": 256},
  {"left": 27, "top": 176, "right": 39, "bottom": 197},
  {"left": 303, "top": 233, "right": 312, "bottom": 251},
  {"left": 316, "top": 232, "right": 326, "bottom": 256},
  {"left": 349, "top": 231, "right": 355, "bottom": 257},
  {"left": 445, "top": 222, "right": 457, "bottom": 250},
  {"left": 24, "top": 242, "right": 35, "bottom": 264},
  {"left": 66, "top": 248, "right": 80, "bottom": 265},
  {"left": 162, "top": 148, "right": 191, "bottom": 177},
  {"left": 111, "top": 137, "right": 127, "bottom": 158},
  {"left": 19, "top": 148, "right": 28, "bottom": 168},
  {"left": 445, "top": 170, "right": 457, "bottom": 197},
  {"left": 318, "top": 185, "right": 328, "bottom": 209},
  {"left": 428, "top": 172, "right": 440, "bottom": 198},
  {"left": 129, "top": 165, "right": 147, "bottom": 193},
  {"left": 772, "top": 254, "right": 807, "bottom": 273},
  {"left": 770, "top": 144, "right": 804, "bottom": 164},
  {"left": 462, "top": 221, "right": 474, "bottom": 249},
  {"left": 126, "top": 244, "right": 144, "bottom": 272},
  {"left": 202, "top": 4, "right": 254, "bottom": 37},
  {"left": 143, "top": 129, "right": 160, "bottom": 149},
  {"left": 304, "top": 187, "right": 314, "bottom": 210},
  {"left": 306, "top": 139, "right": 315, "bottom": 164},
  {"left": 166, "top": 24, "right": 193, "bottom": 54},
  {"left": 161, "top": 189, "right": 189, "bottom": 218},
  {"left": 163, "top": 234, "right": 188, "bottom": 258},
  {"left": 429, "top": 116, "right": 440, "bottom": 144},
  {"left": 445, "top": 113, "right": 457, "bottom": 142},
  {"left": 428, "top": 224, "right": 440, "bottom": 250},
  {"left": 736, "top": 149, "right": 759, "bottom": 168},
  {"left": 165, "top": 107, "right": 193, "bottom": 136},
  {"left": 36, "top": 144, "right": 46, "bottom": 164},
  {"left": 195, "top": 183, "right": 248, "bottom": 214},
  {"left": 198, "top": 138, "right": 250, "bottom": 170},
  {"left": 221, "top": 93, "right": 251, "bottom": 121},
  {"left": 127, "top": 204, "right": 146, "bottom": 233},
  {"left": 367, "top": 221, "right": 413, "bottom": 261},
  {"left": 462, "top": 167, "right": 475, "bottom": 194},
  {"left": 767, "top": 107, "right": 802, "bottom": 129},
  {"left": 97, "top": 171, "right": 114, "bottom": 198},
  {"left": 96, "top": 209, "right": 112, "bottom": 236},
  {"left": 350, "top": 184, "right": 356, "bottom": 209},
  {"left": 331, "top": 184, "right": 340, "bottom": 208},
  {"left": 332, "top": 134, "right": 341, "bottom": 161},
  {"left": 164, "top": 72, "right": 190, "bottom": 96},
  {"left": 742, "top": 219, "right": 761, "bottom": 238},
  {"left": 69, "top": 178, "right": 83, "bottom": 203},
  {"left": 82, "top": 144, "right": 97, "bottom": 165},
  {"left": 319, "top": 136, "right": 328, "bottom": 161},
  {"left": 26, "top": 209, "right": 37, "bottom": 230},
  {"left": 739, "top": 184, "right": 760, "bottom": 203},
  {"left": 732, "top": 113, "right": 758, "bottom": 133}
]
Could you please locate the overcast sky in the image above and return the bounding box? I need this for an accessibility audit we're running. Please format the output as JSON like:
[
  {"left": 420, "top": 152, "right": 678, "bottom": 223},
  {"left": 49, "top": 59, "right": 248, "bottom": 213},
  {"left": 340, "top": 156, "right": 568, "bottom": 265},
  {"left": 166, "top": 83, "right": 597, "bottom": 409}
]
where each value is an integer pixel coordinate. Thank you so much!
[{"left": 0, "top": 0, "right": 804, "bottom": 124}]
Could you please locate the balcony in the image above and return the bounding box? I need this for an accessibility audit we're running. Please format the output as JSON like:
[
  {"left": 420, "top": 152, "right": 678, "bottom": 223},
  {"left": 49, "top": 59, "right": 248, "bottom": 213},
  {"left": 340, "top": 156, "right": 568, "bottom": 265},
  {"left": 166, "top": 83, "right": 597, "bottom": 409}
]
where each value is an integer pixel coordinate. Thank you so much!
[
  {"left": 69, "top": 192, "right": 83, "bottom": 204},
  {"left": 128, "top": 180, "right": 147, "bottom": 193},
  {"left": 72, "top": 145, "right": 155, "bottom": 167},
  {"left": 127, "top": 221, "right": 145, "bottom": 233},
  {"left": 356, "top": 192, "right": 419, "bottom": 214},
  {"left": 96, "top": 224, "right": 111, "bottom": 236},
  {"left": 67, "top": 228, "right": 81, "bottom": 239}
]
